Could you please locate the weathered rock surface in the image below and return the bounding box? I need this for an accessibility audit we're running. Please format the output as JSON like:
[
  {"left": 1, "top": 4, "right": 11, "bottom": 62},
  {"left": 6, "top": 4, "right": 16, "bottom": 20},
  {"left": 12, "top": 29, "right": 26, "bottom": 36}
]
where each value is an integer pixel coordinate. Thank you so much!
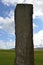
[{"left": 15, "top": 4, "right": 34, "bottom": 65}]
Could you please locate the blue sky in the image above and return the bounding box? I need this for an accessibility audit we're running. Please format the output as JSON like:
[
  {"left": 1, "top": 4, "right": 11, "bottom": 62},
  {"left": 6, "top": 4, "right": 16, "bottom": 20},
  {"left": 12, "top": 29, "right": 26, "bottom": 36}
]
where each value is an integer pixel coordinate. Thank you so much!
[
  {"left": 33, "top": 17, "right": 43, "bottom": 33},
  {"left": 0, "top": 0, "right": 43, "bottom": 49}
]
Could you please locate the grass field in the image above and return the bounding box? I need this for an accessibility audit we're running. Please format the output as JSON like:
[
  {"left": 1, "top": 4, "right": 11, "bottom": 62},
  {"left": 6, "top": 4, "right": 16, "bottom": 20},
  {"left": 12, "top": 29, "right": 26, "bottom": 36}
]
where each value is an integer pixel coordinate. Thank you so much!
[
  {"left": 34, "top": 50, "right": 43, "bottom": 65},
  {"left": 0, "top": 50, "right": 15, "bottom": 65},
  {"left": 0, "top": 49, "right": 43, "bottom": 65}
]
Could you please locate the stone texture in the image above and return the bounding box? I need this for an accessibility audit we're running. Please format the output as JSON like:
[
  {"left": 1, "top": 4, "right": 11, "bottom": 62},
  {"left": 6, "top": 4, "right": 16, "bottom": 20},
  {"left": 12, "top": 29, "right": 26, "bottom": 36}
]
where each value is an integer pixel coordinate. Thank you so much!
[{"left": 15, "top": 4, "right": 34, "bottom": 65}]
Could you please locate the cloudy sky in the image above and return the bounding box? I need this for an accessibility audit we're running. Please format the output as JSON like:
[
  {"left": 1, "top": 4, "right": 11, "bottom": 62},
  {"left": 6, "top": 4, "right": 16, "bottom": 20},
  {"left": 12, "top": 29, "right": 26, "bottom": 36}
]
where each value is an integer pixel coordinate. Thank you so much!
[{"left": 0, "top": 0, "right": 43, "bottom": 49}]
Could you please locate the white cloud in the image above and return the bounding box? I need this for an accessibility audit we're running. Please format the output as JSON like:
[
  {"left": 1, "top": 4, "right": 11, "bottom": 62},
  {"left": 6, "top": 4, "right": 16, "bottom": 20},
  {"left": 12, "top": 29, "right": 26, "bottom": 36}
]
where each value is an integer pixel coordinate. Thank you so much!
[
  {"left": 6, "top": 40, "right": 15, "bottom": 49},
  {"left": 23, "top": 0, "right": 33, "bottom": 4},
  {"left": 0, "top": 26, "right": 2, "bottom": 29},
  {"left": 1, "top": 0, "right": 24, "bottom": 6},
  {"left": 0, "top": 10, "right": 15, "bottom": 34},
  {"left": 0, "top": 40, "right": 7, "bottom": 49},
  {"left": 33, "top": 0, "right": 43, "bottom": 19},
  {"left": 33, "top": 30, "right": 43, "bottom": 48},
  {"left": 0, "top": 40, "right": 15, "bottom": 49}
]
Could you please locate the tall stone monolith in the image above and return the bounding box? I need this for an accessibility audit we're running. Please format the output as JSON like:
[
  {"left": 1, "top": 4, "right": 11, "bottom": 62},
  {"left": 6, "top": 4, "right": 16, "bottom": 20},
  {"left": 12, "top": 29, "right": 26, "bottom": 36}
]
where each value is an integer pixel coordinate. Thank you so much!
[{"left": 15, "top": 4, "right": 34, "bottom": 65}]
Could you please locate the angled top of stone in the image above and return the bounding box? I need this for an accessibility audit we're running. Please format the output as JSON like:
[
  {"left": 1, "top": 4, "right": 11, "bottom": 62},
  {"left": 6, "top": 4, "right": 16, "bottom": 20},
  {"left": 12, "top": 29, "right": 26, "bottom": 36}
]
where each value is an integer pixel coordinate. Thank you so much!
[{"left": 16, "top": 4, "right": 33, "bottom": 14}]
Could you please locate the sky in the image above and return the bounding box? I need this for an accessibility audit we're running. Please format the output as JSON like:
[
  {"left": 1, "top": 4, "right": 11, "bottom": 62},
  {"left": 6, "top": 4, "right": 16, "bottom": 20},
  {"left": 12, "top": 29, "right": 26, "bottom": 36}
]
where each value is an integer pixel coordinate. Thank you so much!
[{"left": 0, "top": 0, "right": 43, "bottom": 49}]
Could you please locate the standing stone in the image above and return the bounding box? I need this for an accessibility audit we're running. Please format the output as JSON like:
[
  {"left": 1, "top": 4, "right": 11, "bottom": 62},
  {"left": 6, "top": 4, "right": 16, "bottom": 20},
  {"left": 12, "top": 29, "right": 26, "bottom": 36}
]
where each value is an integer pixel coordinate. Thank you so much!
[{"left": 15, "top": 4, "right": 34, "bottom": 65}]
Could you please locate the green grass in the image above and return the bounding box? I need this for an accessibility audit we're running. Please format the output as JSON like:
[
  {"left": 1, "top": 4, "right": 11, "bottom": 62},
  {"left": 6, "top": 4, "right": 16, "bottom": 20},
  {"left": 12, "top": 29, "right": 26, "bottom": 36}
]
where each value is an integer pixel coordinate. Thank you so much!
[
  {"left": 0, "top": 49, "right": 43, "bottom": 65},
  {"left": 34, "top": 50, "right": 43, "bottom": 65},
  {"left": 0, "top": 49, "right": 15, "bottom": 65}
]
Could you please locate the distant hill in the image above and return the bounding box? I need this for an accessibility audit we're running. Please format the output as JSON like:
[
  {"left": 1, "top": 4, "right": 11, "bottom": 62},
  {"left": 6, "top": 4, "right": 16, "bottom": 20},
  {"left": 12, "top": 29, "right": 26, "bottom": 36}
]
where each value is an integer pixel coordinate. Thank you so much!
[{"left": 34, "top": 47, "right": 43, "bottom": 51}]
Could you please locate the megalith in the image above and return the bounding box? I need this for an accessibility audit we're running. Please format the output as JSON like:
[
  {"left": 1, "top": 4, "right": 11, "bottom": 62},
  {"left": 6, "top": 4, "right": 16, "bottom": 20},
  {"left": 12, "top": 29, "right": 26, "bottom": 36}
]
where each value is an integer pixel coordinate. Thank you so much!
[{"left": 15, "top": 4, "right": 34, "bottom": 65}]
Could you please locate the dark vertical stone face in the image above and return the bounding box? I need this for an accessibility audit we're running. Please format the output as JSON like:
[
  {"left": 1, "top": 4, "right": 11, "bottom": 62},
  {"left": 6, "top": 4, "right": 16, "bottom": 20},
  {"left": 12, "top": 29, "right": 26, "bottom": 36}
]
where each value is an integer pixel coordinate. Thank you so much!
[{"left": 15, "top": 4, "right": 34, "bottom": 65}]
